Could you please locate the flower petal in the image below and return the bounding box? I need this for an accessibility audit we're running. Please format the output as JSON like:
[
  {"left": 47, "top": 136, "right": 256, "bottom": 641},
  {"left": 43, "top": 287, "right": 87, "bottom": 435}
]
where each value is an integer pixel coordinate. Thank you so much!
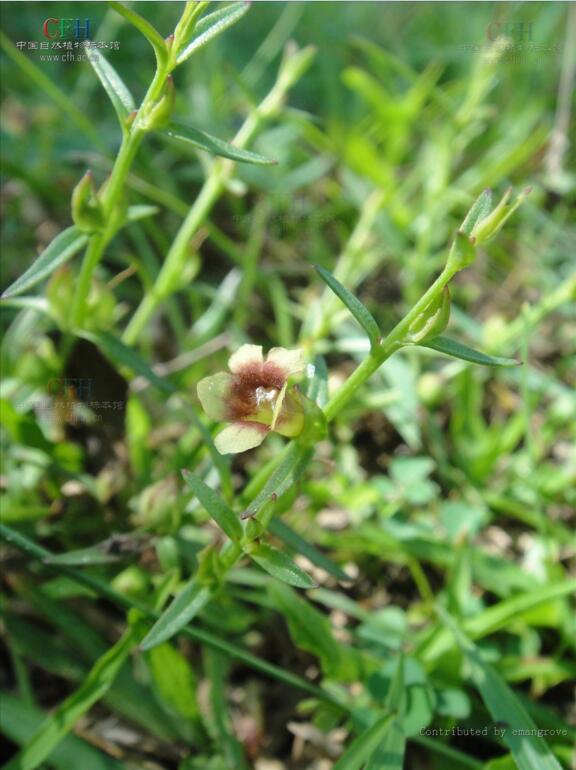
[
  {"left": 214, "top": 422, "right": 268, "bottom": 454},
  {"left": 197, "top": 372, "right": 233, "bottom": 421},
  {"left": 266, "top": 347, "right": 306, "bottom": 376},
  {"left": 228, "top": 344, "right": 263, "bottom": 374}
]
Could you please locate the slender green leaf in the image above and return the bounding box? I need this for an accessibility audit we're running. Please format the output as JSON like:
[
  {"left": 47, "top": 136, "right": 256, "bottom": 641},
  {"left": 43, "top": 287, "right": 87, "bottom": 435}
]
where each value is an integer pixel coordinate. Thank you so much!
[
  {"left": 250, "top": 543, "right": 316, "bottom": 588},
  {"left": 146, "top": 642, "right": 199, "bottom": 720},
  {"left": 88, "top": 48, "right": 135, "bottom": 123},
  {"left": 1, "top": 227, "right": 88, "bottom": 299},
  {"left": 421, "top": 336, "right": 519, "bottom": 367},
  {"left": 0, "top": 693, "right": 124, "bottom": 770},
  {"left": 439, "top": 608, "right": 563, "bottom": 770},
  {"left": 269, "top": 518, "right": 350, "bottom": 582},
  {"left": 176, "top": 2, "right": 250, "bottom": 64},
  {"left": 4, "top": 626, "right": 139, "bottom": 770},
  {"left": 315, "top": 265, "right": 381, "bottom": 347},
  {"left": 140, "top": 579, "right": 213, "bottom": 651},
  {"left": 165, "top": 122, "right": 276, "bottom": 165},
  {"left": 333, "top": 714, "right": 396, "bottom": 770},
  {"left": 181, "top": 469, "right": 243, "bottom": 542},
  {"left": 460, "top": 188, "right": 493, "bottom": 235},
  {"left": 109, "top": 2, "right": 167, "bottom": 65}
]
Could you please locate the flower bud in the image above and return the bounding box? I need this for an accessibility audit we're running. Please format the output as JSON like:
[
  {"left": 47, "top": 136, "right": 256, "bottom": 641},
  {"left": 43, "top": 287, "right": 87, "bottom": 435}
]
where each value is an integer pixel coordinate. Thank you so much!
[
  {"left": 71, "top": 170, "right": 104, "bottom": 233},
  {"left": 470, "top": 186, "right": 531, "bottom": 244},
  {"left": 132, "top": 476, "right": 180, "bottom": 533},
  {"left": 445, "top": 231, "right": 477, "bottom": 275},
  {"left": 47, "top": 266, "right": 75, "bottom": 330},
  {"left": 140, "top": 76, "right": 175, "bottom": 131},
  {"left": 406, "top": 286, "right": 451, "bottom": 343}
]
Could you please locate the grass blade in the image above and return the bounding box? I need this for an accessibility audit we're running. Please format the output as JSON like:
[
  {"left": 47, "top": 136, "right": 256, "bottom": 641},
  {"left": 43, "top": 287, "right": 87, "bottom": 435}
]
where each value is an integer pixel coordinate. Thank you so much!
[
  {"left": 1, "top": 227, "right": 88, "bottom": 299},
  {"left": 421, "top": 336, "right": 519, "bottom": 367},
  {"left": 315, "top": 265, "right": 381, "bottom": 347},
  {"left": 3, "top": 626, "right": 140, "bottom": 770},
  {"left": 250, "top": 543, "right": 316, "bottom": 588},
  {"left": 88, "top": 48, "right": 135, "bottom": 124},
  {"left": 0, "top": 693, "right": 125, "bottom": 770},
  {"left": 333, "top": 714, "right": 396, "bottom": 770},
  {"left": 181, "top": 469, "right": 243, "bottom": 542},
  {"left": 165, "top": 122, "right": 276, "bottom": 165},
  {"left": 439, "top": 608, "right": 563, "bottom": 770},
  {"left": 176, "top": 2, "right": 250, "bottom": 64}
]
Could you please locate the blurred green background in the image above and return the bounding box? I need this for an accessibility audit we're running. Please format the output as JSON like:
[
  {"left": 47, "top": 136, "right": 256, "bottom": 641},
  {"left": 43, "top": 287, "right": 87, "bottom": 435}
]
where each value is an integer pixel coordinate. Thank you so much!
[{"left": 1, "top": 2, "right": 574, "bottom": 769}]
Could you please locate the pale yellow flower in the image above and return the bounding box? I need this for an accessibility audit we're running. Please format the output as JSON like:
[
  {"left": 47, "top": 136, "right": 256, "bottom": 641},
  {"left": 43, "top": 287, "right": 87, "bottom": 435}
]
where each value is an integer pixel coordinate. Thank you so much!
[{"left": 197, "top": 345, "right": 306, "bottom": 454}]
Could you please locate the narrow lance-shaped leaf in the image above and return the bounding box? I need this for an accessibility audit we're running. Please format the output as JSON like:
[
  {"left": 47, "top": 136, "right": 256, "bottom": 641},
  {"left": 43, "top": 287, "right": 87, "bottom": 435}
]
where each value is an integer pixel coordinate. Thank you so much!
[
  {"left": 333, "top": 714, "right": 396, "bottom": 770},
  {"left": 315, "top": 265, "right": 381, "bottom": 348},
  {"left": 176, "top": 2, "right": 250, "bottom": 65},
  {"left": 249, "top": 543, "right": 316, "bottom": 589},
  {"left": 439, "top": 608, "right": 563, "bottom": 770},
  {"left": 1, "top": 227, "right": 88, "bottom": 299},
  {"left": 181, "top": 469, "right": 243, "bottom": 542},
  {"left": 140, "top": 579, "right": 212, "bottom": 651},
  {"left": 88, "top": 48, "right": 135, "bottom": 124},
  {"left": 109, "top": 2, "right": 167, "bottom": 65},
  {"left": 421, "top": 336, "right": 519, "bottom": 367},
  {"left": 164, "top": 122, "right": 277, "bottom": 165}
]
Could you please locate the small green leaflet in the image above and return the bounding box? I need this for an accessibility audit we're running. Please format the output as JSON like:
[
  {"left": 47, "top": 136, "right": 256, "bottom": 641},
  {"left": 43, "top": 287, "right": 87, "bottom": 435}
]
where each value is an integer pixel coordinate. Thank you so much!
[
  {"left": 176, "top": 3, "right": 250, "bottom": 64},
  {"left": 249, "top": 543, "right": 316, "bottom": 589},
  {"left": 460, "top": 189, "right": 493, "bottom": 236},
  {"left": 165, "top": 122, "right": 276, "bottom": 165},
  {"left": 1, "top": 227, "right": 88, "bottom": 299},
  {"left": 315, "top": 265, "right": 381, "bottom": 348},
  {"left": 421, "top": 336, "right": 519, "bottom": 367},
  {"left": 88, "top": 48, "right": 135, "bottom": 123},
  {"left": 181, "top": 469, "right": 243, "bottom": 542}
]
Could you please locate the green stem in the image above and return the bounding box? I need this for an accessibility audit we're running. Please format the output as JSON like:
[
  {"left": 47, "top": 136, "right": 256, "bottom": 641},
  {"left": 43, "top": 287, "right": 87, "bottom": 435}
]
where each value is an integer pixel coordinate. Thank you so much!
[
  {"left": 324, "top": 266, "right": 453, "bottom": 421},
  {"left": 70, "top": 49, "right": 170, "bottom": 329},
  {"left": 122, "top": 64, "right": 295, "bottom": 345}
]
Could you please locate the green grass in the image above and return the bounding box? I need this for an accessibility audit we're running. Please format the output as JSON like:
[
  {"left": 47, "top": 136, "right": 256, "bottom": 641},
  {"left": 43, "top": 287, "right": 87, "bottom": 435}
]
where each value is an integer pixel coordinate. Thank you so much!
[{"left": 1, "top": 2, "right": 574, "bottom": 770}]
